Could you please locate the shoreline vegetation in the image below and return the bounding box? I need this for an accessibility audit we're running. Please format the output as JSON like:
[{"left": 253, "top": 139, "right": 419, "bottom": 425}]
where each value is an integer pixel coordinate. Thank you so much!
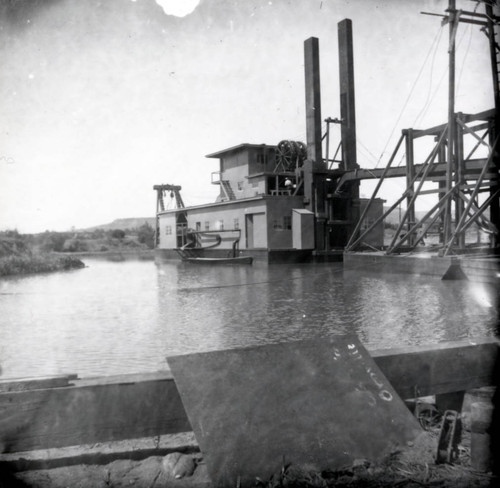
[
  {"left": 0, "top": 253, "right": 85, "bottom": 277},
  {"left": 0, "top": 222, "right": 155, "bottom": 277}
]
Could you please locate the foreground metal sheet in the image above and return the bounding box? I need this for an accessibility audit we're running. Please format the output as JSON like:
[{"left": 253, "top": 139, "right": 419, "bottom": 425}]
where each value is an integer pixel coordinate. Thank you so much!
[{"left": 167, "top": 335, "right": 421, "bottom": 487}]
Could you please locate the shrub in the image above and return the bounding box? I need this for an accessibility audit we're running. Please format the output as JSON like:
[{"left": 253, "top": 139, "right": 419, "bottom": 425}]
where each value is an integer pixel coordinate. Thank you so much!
[
  {"left": 137, "top": 222, "right": 155, "bottom": 249},
  {"left": 0, "top": 254, "right": 84, "bottom": 276},
  {"left": 63, "top": 239, "right": 89, "bottom": 252},
  {"left": 111, "top": 229, "right": 126, "bottom": 240},
  {"left": 40, "top": 232, "right": 69, "bottom": 252}
]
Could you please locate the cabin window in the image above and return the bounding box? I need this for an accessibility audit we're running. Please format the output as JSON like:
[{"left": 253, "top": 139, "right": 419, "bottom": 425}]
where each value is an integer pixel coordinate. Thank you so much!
[
  {"left": 256, "top": 153, "right": 268, "bottom": 165},
  {"left": 196, "top": 222, "right": 201, "bottom": 231},
  {"left": 217, "top": 219, "right": 224, "bottom": 230},
  {"left": 273, "top": 216, "right": 291, "bottom": 231},
  {"left": 165, "top": 225, "right": 172, "bottom": 235},
  {"left": 204, "top": 221, "right": 210, "bottom": 231},
  {"left": 234, "top": 218, "right": 239, "bottom": 230},
  {"left": 361, "top": 219, "right": 374, "bottom": 231}
]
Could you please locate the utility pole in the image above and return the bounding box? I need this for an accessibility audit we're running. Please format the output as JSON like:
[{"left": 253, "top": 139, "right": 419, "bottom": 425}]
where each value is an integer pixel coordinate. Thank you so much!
[{"left": 444, "top": 0, "right": 457, "bottom": 246}]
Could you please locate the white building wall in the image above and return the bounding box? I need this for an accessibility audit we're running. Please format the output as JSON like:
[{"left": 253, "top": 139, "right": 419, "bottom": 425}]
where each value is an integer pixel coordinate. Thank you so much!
[
  {"left": 159, "top": 214, "right": 177, "bottom": 249},
  {"left": 158, "top": 196, "right": 304, "bottom": 251}
]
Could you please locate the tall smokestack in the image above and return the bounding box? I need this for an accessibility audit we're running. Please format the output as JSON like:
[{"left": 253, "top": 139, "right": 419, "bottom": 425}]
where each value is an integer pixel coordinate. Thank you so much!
[
  {"left": 304, "top": 37, "right": 323, "bottom": 168},
  {"left": 303, "top": 37, "right": 326, "bottom": 250},
  {"left": 338, "top": 19, "right": 358, "bottom": 171},
  {"left": 338, "top": 18, "right": 360, "bottom": 244}
]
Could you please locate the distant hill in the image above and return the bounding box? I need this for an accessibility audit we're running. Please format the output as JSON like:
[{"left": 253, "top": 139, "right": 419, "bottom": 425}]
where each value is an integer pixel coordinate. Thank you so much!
[{"left": 84, "top": 218, "right": 156, "bottom": 231}]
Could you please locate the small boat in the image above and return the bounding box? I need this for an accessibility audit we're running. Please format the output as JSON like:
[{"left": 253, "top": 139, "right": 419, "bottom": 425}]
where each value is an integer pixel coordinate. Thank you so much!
[
  {"left": 183, "top": 256, "right": 253, "bottom": 265},
  {"left": 174, "top": 231, "right": 253, "bottom": 264}
]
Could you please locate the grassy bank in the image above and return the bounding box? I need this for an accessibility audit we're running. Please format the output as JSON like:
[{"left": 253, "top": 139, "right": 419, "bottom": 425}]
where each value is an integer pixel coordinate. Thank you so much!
[
  {"left": 0, "top": 253, "right": 85, "bottom": 277},
  {"left": 0, "top": 223, "right": 155, "bottom": 276},
  {"left": 0, "top": 231, "right": 85, "bottom": 277}
]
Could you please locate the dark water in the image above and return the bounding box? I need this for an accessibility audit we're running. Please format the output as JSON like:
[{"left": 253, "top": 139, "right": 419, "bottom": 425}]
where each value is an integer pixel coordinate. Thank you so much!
[{"left": 0, "top": 257, "right": 498, "bottom": 379}]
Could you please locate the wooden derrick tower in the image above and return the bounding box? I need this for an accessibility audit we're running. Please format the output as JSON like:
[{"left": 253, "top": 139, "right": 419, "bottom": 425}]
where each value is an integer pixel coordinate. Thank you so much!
[{"left": 153, "top": 184, "right": 185, "bottom": 246}]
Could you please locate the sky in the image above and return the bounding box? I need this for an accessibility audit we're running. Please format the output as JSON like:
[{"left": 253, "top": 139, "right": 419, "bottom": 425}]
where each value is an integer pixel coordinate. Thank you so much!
[{"left": 0, "top": 0, "right": 495, "bottom": 233}]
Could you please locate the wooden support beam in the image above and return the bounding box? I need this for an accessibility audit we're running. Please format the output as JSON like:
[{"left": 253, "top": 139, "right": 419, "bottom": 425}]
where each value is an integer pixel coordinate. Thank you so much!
[
  {"left": 414, "top": 124, "right": 447, "bottom": 138},
  {"left": 461, "top": 109, "right": 496, "bottom": 123},
  {"left": 0, "top": 375, "right": 77, "bottom": 393},
  {"left": 457, "top": 18, "right": 488, "bottom": 27},
  {"left": 405, "top": 129, "right": 416, "bottom": 245},
  {"left": 0, "top": 340, "right": 498, "bottom": 454},
  {"left": 371, "top": 338, "right": 499, "bottom": 400},
  {"left": 0, "top": 372, "right": 190, "bottom": 454},
  {"left": 337, "top": 157, "right": 492, "bottom": 184}
]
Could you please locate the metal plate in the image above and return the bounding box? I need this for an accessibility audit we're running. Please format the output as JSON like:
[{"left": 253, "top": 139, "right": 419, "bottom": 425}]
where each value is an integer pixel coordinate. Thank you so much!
[{"left": 167, "top": 335, "right": 421, "bottom": 487}]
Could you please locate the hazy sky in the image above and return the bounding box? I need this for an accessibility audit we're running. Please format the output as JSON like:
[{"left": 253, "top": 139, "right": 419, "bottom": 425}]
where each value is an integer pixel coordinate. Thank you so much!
[{"left": 0, "top": 0, "right": 494, "bottom": 233}]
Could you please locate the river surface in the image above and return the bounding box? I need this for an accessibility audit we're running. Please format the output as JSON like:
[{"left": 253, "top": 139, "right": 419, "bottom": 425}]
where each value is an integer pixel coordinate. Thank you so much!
[{"left": 0, "top": 257, "right": 498, "bottom": 379}]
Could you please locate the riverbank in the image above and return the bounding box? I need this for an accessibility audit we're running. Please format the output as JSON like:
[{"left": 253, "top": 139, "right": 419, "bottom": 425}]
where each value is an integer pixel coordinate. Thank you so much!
[
  {"left": 53, "top": 249, "right": 155, "bottom": 261},
  {"left": 0, "top": 227, "right": 155, "bottom": 276},
  {"left": 0, "top": 253, "right": 85, "bottom": 277}
]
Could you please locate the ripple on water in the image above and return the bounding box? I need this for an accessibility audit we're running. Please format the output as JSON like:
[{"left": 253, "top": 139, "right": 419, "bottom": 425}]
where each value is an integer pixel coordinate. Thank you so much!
[{"left": 0, "top": 259, "right": 497, "bottom": 378}]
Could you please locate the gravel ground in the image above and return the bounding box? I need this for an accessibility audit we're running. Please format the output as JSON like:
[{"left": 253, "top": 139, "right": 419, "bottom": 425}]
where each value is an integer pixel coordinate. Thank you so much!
[{"left": 5, "top": 429, "right": 497, "bottom": 488}]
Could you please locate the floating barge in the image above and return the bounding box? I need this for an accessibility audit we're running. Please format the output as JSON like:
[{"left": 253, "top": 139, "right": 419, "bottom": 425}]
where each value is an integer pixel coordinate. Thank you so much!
[
  {"left": 154, "top": 0, "right": 499, "bottom": 276},
  {"left": 183, "top": 256, "right": 253, "bottom": 265},
  {"left": 344, "top": 251, "right": 500, "bottom": 283}
]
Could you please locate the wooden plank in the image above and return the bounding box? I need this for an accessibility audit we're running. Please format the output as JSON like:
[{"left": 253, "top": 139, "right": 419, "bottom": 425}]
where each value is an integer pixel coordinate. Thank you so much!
[
  {"left": 167, "top": 336, "right": 421, "bottom": 486},
  {"left": 0, "top": 375, "right": 77, "bottom": 393},
  {"left": 461, "top": 109, "right": 495, "bottom": 123},
  {"left": 0, "top": 433, "right": 199, "bottom": 472},
  {"left": 370, "top": 338, "right": 499, "bottom": 399},
  {"left": 0, "top": 372, "right": 190, "bottom": 453},
  {"left": 0, "top": 339, "right": 497, "bottom": 454},
  {"left": 413, "top": 123, "right": 447, "bottom": 138}
]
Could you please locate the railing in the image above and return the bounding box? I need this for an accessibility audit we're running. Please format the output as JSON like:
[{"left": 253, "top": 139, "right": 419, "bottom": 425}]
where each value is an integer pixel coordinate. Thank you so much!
[{"left": 270, "top": 189, "right": 292, "bottom": 196}]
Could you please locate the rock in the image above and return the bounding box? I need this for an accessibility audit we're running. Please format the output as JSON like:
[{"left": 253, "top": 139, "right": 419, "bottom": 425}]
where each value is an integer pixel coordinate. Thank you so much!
[
  {"left": 161, "top": 452, "right": 196, "bottom": 479},
  {"left": 162, "top": 452, "right": 182, "bottom": 475},
  {"left": 352, "top": 458, "right": 370, "bottom": 473},
  {"left": 173, "top": 455, "right": 196, "bottom": 479}
]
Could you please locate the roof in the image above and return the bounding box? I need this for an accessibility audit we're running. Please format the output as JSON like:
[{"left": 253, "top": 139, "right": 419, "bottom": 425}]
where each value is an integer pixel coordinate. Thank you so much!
[{"left": 205, "top": 143, "right": 276, "bottom": 159}]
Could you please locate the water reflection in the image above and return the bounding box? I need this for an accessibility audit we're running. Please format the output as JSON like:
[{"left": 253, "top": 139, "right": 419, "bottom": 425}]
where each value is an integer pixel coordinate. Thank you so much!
[{"left": 0, "top": 258, "right": 497, "bottom": 378}]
